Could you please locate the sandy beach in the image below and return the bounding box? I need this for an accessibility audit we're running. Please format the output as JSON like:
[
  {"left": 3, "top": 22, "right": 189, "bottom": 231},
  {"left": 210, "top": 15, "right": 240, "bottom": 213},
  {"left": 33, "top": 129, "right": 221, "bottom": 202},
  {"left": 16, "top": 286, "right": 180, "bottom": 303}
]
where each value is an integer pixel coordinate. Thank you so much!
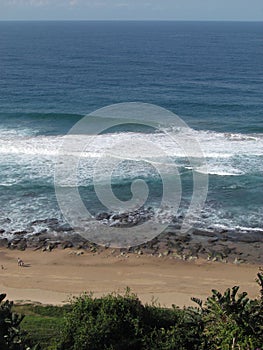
[{"left": 0, "top": 248, "right": 260, "bottom": 307}]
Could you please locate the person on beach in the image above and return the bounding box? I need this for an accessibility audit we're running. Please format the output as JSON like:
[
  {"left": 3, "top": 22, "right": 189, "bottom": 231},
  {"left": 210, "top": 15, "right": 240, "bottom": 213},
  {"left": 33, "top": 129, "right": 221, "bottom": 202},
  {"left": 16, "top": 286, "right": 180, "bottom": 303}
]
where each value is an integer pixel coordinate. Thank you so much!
[{"left": 17, "top": 257, "right": 24, "bottom": 267}]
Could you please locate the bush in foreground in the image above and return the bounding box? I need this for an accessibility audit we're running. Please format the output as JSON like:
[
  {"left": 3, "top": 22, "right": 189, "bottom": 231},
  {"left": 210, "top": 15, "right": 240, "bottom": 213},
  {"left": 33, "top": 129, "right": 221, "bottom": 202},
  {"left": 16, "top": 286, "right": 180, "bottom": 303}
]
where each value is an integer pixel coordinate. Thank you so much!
[
  {"left": 56, "top": 289, "right": 203, "bottom": 350},
  {"left": 193, "top": 271, "right": 263, "bottom": 349},
  {"left": 0, "top": 293, "right": 36, "bottom": 350}
]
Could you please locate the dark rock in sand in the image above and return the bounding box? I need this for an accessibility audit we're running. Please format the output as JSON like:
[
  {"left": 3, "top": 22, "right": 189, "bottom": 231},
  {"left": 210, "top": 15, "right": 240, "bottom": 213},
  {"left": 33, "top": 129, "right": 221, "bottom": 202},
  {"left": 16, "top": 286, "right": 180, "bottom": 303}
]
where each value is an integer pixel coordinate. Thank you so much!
[
  {"left": 17, "top": 240, "right": 27, "bottom": 251},
  {"left": 175, "top": 234, "right": 191, "bottom": 243},
  {"left": 9, "top": 238, "right": 27, "bottom": 251},
  {"left": 0, "top": 238, "right": 9, "bottom": 248},
  {"left": 27, "top": 238, "right": 43, "bottom": 249},
  {"left": 34, "top": 229, "right": 48, "bottom": 236},
  {"left": 43, "top": 242, "right": 57, "bottom": 252},
  {"left": 0, "top": 229, "right": 5, "bottom": 234},
  {"left": 208, "top": 238, "right": 219, "bottom": 244},
  {"left": 190, "top": 243, "right": 202, "bottom": 255},
  {"left": 90, "top": 246, "right": 97, "bottom": 253},
  {"left": 45, "top": 241, "right": 60, "bottom": 251},
  {"left": 61, "top": 241, "right": 74, "bottom": 249},
  {"left": 221, "top": 246, "right": 236, "bottom": 256},
  {"left": 174, "top": 242, "right": 184, "bottom": 254}
]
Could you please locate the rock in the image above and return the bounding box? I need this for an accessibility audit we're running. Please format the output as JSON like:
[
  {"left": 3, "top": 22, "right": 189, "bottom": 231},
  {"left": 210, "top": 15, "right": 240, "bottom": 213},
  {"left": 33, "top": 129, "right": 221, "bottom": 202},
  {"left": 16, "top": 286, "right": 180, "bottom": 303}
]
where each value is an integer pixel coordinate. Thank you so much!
[
  {"left": 188, "top": 256, "right": 197, "bottom": 261},
  {"left": 96, "top": 212, "right": 111, "bottom": 221},
  {"left": 31, "top": 218, "right": 59, "bottom": 226},
  {"left": 0, "top": 238, "right": 9, "bottom": 247},
  {"left": 90, "top": 246, "right": 97, "bottom": 253},
  {"left": 9, "top": 238, "right": 27, "bottom": 250},
  {"left": 175, "top": 234, "right": 191, "bottom": 243},
  {"left": 192, "top": 243, "right": 202, "bottom": 254},
  {"left": 172, "top": 252, "right": 182, "bottom": 259},
  {"left": 192, "top": 229, "right": 217, "bottom": 238},
  {"left": 208, "top": 238, "right": 219, "bottom": 243},
  {"left": 13, "top": 230, "right": 28, "bottom": 236},
  {"left": 45, "top": 243, "right": 57, "bottom": 252},
  {"left": 17, "top": 240, "right": 27, "bottom": 251},
  {"left": 38, "top": 235, "right": 48, "bottom": 242},
  {"left": 163, "top": 250, "right": 171, "bottom": 257},
  {"left": 34, "top": 241, "right": 46, "bottom": 250},
  {"left": 68, "top": 250, "right": 84, "bottom": 256},
  {"left": 233, "top": 257, "right": 245, "bottom": 264},
  {"left": 34, "top": 229, "right": 48, "bottom": 235},
  {"left": 53, "top": 224, "right": 73, "bottom": 232},
  {"left": 76, "top": 251, "right": 84, "bottom": 256},
  {"left": 207, "top": 249, "right": 216, "bottom": 260},
  {"left": 0, "top": 229, "right": 5, "bottom": 234},
  {"left": 61, "top": 241, "right": 73, "bottom": 249},
  {"left": 174, "top": 242, "right": 184, "bottom": 253},
  {"left": 222, "top": 246, "right": 236, "bottom": 256},
  {"left": 96, "top": 208, "right": 154, "bottom": 228},
  {"left": 109, "top": 220, "right": 121, "bottom": 227}
]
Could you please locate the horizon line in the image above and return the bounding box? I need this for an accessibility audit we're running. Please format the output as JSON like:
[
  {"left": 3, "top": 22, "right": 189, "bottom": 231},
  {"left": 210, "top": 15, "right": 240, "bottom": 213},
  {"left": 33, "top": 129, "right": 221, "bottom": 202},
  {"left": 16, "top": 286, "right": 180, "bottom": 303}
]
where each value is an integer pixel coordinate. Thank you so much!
[{"left": 0, "top": 19, "right": 262, "bottom": 22}]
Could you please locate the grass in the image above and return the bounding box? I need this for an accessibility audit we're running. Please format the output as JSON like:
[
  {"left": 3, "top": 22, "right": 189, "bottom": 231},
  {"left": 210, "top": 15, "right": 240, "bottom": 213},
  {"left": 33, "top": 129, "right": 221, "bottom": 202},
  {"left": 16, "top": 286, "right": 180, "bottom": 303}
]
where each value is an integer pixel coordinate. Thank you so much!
[{"left": 13, "top": 304, "right": 71, "bottom": 349}]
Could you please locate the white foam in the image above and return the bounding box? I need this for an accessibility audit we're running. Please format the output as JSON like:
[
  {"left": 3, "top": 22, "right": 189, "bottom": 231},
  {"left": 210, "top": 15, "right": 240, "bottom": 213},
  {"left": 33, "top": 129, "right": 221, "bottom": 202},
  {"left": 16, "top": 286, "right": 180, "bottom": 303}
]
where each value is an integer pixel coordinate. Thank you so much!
[
  {"left": 0, "top": 127, "right": 38, "bottom": 138},
  {"left": 196, "top": 165, "right": 245, "bottom": 176},
  {"left": 0, "top": 128, "right": 263, "bottom": 158},
  {"left": 235, "top": 226, "right": 263, "bottom": 233},
  {"left": 0, "top": 128, "right": 262, "bottom": 184}
]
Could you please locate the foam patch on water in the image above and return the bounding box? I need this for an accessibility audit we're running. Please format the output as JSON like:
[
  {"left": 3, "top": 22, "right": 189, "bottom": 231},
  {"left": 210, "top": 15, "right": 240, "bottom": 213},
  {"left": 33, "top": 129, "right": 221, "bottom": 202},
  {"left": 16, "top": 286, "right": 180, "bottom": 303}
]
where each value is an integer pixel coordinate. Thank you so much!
[{"left": 0, "top": 128, "right": 262, "bottom": 183}]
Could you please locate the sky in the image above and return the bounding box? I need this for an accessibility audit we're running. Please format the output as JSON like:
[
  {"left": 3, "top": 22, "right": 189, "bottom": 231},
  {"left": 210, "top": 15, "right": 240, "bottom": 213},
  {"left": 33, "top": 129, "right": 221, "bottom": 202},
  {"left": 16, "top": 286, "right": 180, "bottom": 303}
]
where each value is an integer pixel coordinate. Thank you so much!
[{"left": 0, "top": 0, "right": 262, "bottom": 21}]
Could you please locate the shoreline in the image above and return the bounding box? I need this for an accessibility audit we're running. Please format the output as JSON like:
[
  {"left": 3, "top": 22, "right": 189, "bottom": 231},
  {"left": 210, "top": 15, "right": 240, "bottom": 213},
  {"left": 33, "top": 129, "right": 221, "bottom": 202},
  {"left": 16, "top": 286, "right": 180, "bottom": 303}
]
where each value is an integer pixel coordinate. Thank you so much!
[
  {"left": 1, "top": 222, "right": 262, "bottom": 265},
  {"left": 0, "top": 247, "right": 261, "bottom": 308}
]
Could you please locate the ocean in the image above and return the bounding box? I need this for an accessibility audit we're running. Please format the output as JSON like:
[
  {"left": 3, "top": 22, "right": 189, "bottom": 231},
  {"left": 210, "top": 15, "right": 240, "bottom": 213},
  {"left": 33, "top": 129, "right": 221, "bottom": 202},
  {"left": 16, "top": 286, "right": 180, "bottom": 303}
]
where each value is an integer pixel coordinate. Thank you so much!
[{"left": 0, "top": 21, "right": 262, "bottom": 243}]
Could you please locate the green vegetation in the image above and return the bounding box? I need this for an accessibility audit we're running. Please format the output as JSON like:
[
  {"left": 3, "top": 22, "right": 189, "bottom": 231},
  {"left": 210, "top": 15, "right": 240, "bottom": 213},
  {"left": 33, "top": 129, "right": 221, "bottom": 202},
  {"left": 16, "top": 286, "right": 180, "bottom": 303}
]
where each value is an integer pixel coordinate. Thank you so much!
[
  {"left": 13, "top": 304, "right": 71, "bottom": 349},
  {"left": 0, "top": 293, "right": 40, "bottom": 350},
  {"left": 1, "top": 272, "right": 262, "bottom": 349}
]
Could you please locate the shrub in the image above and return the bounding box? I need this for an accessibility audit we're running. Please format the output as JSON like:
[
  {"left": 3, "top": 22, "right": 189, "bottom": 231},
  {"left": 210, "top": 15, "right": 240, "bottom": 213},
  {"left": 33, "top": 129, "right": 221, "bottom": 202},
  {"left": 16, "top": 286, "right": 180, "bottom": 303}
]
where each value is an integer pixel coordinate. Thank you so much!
[
  {"left": 56, "top": 290, "right": 144, "bottom": 350},
  {"left": 192, "top": 271, "right": 263, "bottom": 350},
  {"left": 142, "top": 304, "right": 203, "bottom": 350},
  {"left": 56, "top": 290, "right": 203, "bottom": 350},
  {"left": 0, "top": 293, "right": 28, "bottom": 349}
]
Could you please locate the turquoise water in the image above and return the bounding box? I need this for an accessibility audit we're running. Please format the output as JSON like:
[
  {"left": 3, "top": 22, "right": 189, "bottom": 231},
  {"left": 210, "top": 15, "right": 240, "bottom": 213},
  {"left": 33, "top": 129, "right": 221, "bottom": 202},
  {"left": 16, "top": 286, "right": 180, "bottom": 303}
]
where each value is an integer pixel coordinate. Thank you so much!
[{"left": 0, "top": 21, "right": 262, "bottom": 236}]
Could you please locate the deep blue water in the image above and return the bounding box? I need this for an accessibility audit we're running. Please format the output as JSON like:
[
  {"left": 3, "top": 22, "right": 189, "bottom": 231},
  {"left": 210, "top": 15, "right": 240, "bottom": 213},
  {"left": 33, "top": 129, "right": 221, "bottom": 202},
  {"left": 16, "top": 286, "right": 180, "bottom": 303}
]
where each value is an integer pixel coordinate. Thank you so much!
[{"left": 0, "top": 21, "right": 262, "bottom": 237}]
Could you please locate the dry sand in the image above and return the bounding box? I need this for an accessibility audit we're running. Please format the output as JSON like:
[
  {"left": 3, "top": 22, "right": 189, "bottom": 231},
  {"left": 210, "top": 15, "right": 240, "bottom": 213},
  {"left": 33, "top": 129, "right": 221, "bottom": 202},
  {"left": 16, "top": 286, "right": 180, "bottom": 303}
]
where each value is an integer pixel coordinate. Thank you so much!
[{"left": 0, "top": 248, "right": 261, "bottom": 307}]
